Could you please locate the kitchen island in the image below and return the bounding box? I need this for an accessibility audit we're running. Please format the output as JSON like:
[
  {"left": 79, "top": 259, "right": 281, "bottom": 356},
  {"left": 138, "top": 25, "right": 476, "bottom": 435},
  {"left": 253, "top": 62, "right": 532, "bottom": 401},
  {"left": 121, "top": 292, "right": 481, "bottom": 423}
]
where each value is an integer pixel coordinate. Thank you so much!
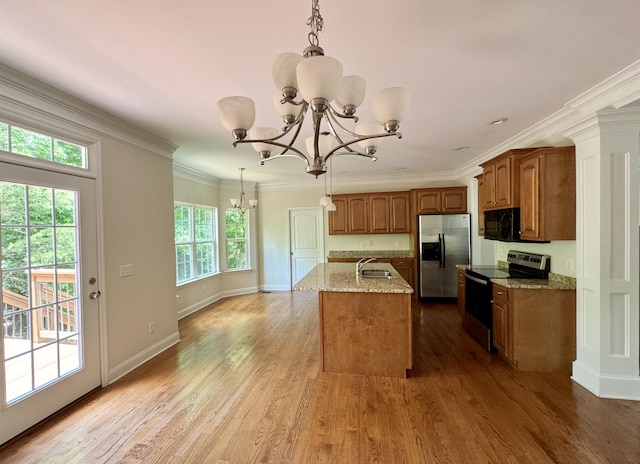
[{"left": 293, "top": 262, "right": 413, "bottom": 378}]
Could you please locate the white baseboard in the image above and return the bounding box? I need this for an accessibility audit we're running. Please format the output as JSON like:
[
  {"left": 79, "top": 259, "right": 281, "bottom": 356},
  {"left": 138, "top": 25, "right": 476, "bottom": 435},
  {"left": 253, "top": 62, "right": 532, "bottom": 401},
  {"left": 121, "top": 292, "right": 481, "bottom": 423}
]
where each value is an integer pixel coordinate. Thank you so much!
[
  {"left": 572, "top": 360, "right": 640, "bottom": 400},
  {"left": 107, "top": 331, "right": 180, "bottom": 385},
  {"left": 222, "top": 286, "right": 259, "bottom": 298},
  {"left": 260, "top": 284, "right": 291, "bottom": 292},
  {"left": 177, "top": 292, "right": 224, "bottom": 320}
]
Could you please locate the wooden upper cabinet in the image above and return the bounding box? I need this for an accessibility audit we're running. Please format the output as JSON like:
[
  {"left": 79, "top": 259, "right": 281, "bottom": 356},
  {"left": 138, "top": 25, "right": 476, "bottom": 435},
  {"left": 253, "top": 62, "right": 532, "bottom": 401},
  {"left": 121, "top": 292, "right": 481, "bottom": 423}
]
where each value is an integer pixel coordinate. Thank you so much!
[
  {"left": 368, "top": 194, "right": 390, "bottom": 234},
  {"left": 414, "top": 187, "right": 467, "bottom": 214},
  {"left": 328, "top": 196, "right": 348, "bottom": 235},
  {"left": 441, "top": 188, "right": 467, "bottom": 213},
  {"left": 480, "top": 148, "right": 536, "bottom": 210},
  {"left": 389, "top": 192, "right": 410, "bottom": 233},
  {"left": 494, "top": 156, "right": 513, "bottom": 207},
  {"left": 519, "top": 146, "right": 575, "bottom": 241},
  {"left": 416, "top": 190, "right": 441, "bottom": 213},
  {"left": 347, "top": 195, "right": 368, "bottom": 234},
  {"left": 475, "top": 174, "right": 485, "bottom": 236},
  {"left": 330, "top": 191, "right": 410, "bottom": 235}
]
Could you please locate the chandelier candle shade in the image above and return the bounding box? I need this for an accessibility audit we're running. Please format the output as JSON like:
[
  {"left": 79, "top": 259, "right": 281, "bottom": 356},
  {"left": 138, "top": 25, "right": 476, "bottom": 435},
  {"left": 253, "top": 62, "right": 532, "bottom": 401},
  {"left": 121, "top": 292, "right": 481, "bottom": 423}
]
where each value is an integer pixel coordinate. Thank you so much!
[
  {"left": 216, "top": 0, "right": 409, "bottom": 177},
  {"left": 230, "top": 168, "right": 257, "bottom": 214}
]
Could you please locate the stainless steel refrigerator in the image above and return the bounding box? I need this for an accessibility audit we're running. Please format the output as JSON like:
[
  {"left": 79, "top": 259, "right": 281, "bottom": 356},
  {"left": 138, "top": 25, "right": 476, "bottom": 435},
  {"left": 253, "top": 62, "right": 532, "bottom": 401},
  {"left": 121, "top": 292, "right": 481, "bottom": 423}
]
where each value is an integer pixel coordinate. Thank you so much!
[{"left": 418, "top": 214, "right": 471, "bottom": 299}]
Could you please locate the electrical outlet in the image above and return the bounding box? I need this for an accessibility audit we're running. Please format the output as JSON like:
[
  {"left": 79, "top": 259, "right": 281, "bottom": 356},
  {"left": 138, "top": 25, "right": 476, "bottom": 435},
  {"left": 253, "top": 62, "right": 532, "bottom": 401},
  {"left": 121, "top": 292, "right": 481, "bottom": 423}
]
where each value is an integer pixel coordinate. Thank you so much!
[
  {"left": 566, "top": 259, "right": 574, "bottom": 270},
  {"left": 148, "top": 321, "right": 155, "bottom": 334}
]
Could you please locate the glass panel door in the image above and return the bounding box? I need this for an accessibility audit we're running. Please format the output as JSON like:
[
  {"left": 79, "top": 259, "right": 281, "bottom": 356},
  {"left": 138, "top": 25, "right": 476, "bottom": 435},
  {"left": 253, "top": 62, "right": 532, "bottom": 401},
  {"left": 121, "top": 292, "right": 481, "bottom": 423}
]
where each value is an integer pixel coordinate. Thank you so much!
[{"left": 0, "top": 162, "right": 100, "bottom": 444}]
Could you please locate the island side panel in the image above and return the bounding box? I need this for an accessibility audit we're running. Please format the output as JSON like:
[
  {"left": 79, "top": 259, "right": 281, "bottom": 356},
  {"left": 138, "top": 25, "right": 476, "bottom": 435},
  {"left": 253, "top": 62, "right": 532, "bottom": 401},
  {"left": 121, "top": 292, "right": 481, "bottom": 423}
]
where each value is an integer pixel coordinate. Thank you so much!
[{"left": 319, "top": 291, "right": 411, "bottom": 378}]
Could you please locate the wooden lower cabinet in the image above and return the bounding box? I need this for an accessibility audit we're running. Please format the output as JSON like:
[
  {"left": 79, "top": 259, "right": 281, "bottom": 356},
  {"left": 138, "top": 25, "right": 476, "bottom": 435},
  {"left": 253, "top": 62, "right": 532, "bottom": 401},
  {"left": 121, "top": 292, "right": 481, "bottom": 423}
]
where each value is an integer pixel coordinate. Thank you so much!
[
  {"left": 390, "top": 258, "right": 414, "bottom": 290},
  {"left": 456, "top": 268, "right": 466, "bottom": 318},
  {"left": 492, "top": 284, "right": 576, "bottom": 373},
  {"left": 492, "top": 285, "right": 509, "bottom": 356},
  {"left": 319, "top": 291, "right": 412, "bottom": 378}
]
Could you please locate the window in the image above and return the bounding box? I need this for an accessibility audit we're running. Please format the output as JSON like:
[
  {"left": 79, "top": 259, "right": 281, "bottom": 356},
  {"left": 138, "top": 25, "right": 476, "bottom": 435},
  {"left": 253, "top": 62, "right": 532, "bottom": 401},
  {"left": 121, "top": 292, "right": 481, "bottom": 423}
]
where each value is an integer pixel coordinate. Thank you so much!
[
  {"left": 226, "top": 209, "right": 248, "bottom": 270},
  {"left": 174, "top": 203, "right": 218, "bottom": 285},
  {"left": 0, "top": 121, "right": 87, "bottom": 169}
]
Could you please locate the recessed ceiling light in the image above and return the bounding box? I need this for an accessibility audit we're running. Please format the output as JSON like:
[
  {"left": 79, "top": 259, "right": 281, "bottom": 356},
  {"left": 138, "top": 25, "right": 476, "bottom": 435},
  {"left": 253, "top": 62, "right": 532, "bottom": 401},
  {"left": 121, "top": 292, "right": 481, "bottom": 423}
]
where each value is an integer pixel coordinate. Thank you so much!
[
  {"left": 454, "top": 146, "right": 470, "bottom": 151},
  {"left": 490, "top": 118, "right": 508, "bottom": 125}
]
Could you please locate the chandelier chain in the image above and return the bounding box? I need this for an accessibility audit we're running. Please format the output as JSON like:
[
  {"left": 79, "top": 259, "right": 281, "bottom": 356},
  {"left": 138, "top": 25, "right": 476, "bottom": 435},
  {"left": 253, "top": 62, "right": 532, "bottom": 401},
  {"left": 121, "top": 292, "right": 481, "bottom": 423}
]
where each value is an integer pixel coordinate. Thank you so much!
[{"left": 307, "top": 0, "right": 324, "bottom": 47}]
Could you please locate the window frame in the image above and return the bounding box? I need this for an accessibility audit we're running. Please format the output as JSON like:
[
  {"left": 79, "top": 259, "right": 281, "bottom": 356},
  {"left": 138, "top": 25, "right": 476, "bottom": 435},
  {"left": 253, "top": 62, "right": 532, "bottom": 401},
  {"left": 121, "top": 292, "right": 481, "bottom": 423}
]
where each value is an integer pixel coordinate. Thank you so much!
[
  {"left": 225, "top": 209, "right": 250, "bottom": 271},
  {"left": 174, "top": 202, "right": 219, "bottom": 286},
  {"left": 0, "top": 118, "right": 96, "bottom": 179}
]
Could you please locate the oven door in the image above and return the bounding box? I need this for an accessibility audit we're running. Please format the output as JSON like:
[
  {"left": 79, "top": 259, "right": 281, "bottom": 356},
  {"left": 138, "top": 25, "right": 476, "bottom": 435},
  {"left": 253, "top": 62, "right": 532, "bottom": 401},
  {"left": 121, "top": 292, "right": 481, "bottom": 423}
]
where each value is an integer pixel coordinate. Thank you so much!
[
  {"left": 463, "top": 272, "right": 494, "bottom": 351},
  {"left": 464, "top": 273, "right": 492, "bottom": 327}
]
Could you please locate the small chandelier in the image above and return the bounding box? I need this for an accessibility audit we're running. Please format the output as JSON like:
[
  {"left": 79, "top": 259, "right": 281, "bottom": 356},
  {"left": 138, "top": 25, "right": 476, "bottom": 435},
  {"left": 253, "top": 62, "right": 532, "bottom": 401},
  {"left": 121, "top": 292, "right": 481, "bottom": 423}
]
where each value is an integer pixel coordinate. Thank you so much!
[
  {"left": 216, "top": 0, "right": 410, "bottom": 177},
  {"left": 230, "top": 168, "right": 257, "bottom": 213}
]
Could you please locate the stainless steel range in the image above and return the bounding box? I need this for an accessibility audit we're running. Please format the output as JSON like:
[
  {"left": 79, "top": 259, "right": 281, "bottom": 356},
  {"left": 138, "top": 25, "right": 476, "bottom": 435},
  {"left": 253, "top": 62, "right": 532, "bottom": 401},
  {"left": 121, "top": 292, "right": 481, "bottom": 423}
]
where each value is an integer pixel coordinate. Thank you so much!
[{"left": 463, "top": 250, "right": 551, "bottom": 351}]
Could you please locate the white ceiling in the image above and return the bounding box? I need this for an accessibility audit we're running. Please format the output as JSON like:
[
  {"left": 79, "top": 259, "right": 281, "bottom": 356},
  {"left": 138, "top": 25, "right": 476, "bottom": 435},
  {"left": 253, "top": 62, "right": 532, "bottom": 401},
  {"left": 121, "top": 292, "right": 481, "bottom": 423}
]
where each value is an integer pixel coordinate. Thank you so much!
[{"left": 1, "top": 0, "right": 639, "bottom": 186}]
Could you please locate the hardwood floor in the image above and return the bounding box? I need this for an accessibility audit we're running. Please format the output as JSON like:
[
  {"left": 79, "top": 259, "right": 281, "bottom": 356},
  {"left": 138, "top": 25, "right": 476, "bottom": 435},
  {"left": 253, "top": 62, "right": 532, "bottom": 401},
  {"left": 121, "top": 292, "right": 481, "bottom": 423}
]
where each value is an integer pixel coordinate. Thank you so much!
[{"left": 1, "top": 291, "right": 639, "bottom": 463}]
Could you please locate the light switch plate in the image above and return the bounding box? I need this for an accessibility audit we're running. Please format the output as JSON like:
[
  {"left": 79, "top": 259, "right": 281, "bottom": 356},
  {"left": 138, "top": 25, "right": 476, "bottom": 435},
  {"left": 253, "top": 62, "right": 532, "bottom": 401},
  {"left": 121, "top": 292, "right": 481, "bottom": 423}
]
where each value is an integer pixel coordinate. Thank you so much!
[{"left": 119, "top": 264, "right": 133, "bottom": 277}]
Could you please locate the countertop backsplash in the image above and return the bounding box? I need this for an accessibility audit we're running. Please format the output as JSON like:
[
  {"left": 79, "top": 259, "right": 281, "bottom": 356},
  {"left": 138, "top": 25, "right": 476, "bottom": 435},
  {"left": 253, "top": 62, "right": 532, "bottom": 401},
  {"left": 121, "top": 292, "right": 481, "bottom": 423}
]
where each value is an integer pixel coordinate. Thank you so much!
[{"left": 328, "top": 250, "right": 414, "bottom": 259}]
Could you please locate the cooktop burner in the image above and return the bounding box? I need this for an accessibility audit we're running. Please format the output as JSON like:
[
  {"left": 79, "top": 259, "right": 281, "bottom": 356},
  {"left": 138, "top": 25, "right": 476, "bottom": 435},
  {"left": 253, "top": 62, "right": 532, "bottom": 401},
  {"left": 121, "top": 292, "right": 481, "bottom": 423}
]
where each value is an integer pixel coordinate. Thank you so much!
[
  {"left": 465, "top": 250, "right": 551, "bottom": 281},
  {"left": 466, "top": 267, "right": 511, "bottom": 280}
]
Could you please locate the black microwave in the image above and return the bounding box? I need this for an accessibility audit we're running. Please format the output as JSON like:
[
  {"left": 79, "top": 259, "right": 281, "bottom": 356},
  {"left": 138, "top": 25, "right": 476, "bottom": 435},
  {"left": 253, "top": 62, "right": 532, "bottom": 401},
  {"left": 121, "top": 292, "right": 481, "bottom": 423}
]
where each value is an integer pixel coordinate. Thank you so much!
[{"left": 484, "top": 208, "right": 521, "bottom": 241}]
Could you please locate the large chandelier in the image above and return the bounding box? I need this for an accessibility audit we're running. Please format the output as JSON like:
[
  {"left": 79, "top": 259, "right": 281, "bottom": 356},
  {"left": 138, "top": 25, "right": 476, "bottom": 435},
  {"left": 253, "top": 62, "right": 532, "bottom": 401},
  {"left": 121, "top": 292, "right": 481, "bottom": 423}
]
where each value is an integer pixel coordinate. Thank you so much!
[
  {"left": 216, "top": 0, "right": 409, "bottom": 177},
  {"left": 230, "top": 168, "right": 257, "bottom": 213}
]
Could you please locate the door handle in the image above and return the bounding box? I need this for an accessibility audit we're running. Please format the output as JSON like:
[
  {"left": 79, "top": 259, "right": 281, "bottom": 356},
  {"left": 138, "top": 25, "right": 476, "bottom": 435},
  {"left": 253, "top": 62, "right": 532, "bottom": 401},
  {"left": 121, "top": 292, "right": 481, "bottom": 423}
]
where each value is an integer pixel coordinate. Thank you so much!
[{"left": 89, "top": 291, "right": 101, "bottom": 300}]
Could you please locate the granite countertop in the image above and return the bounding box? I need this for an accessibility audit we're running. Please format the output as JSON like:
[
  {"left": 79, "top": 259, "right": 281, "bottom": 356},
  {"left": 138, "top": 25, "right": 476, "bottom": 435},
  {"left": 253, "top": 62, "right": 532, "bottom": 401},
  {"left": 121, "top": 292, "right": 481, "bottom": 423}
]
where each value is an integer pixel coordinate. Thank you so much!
[
  {"left": 491, "top": 277, "right": 575, "bottom": 290},
  {"left": 328, "top": 250, "right": 415, "bottom": 259},
  {"left": 293, "top": 263, "right": 413, "bottom": 294}
]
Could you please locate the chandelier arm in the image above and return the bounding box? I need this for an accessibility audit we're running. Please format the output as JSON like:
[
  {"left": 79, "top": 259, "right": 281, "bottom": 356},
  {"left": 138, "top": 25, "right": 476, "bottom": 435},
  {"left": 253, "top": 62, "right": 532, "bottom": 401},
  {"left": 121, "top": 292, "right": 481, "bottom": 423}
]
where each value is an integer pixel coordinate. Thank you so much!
[
  {"left": 324, "top": 132, "right": 403, "bottom": 163},
  {"left": 326, "top": 150, "right": 376, "bottom": 160},
  {"left": 259, "top": 151, "right": 311, "bottom": 163},
  {"left": 235, "top": 138, "right": 310, "bottom": 165},
  {"left": 323, "top": 111, "right": 403, "bottom": 158},
  {"left": 274, "top": 114, "right": 306, "bottom": 158},
  {"left": 327, "top": 105, "right": 359, "bottom": 123}
]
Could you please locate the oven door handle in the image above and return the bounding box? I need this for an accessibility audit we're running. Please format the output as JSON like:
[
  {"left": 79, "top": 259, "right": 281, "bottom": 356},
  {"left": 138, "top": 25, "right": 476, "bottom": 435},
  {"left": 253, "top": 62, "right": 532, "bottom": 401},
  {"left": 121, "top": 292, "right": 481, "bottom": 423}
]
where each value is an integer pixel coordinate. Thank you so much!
[{"left": 465, "top": 274, "right": 489, "bottom": 286}]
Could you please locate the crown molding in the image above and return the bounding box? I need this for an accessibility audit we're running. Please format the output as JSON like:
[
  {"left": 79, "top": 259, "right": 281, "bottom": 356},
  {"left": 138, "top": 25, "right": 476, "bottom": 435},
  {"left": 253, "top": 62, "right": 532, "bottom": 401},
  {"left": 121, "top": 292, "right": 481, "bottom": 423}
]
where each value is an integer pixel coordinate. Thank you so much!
[
  {"left": 0, "top": 63, "right": 178, "bottom": 158},
  {"left": 453, "top": 59, "right": 640, "bottom": 179},
  {"left": 173, "top": 162, "right": 221, "bottom": 185},
  {"left": 566, "top": 60, "right": 640, "bottom": 114},
  {"left": 220, "top": 178, "right": 258, "bottom": 190},
  {"left": 257, "top": 169, "right": 458, "bottom": 192}
]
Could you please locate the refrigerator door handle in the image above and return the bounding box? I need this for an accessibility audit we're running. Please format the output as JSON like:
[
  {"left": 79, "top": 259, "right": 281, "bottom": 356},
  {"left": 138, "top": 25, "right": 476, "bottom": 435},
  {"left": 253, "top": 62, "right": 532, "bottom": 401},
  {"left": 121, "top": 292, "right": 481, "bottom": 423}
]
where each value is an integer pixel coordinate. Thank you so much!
[{"left": 441, "top": 233, "right": 446, "bottom": 268}]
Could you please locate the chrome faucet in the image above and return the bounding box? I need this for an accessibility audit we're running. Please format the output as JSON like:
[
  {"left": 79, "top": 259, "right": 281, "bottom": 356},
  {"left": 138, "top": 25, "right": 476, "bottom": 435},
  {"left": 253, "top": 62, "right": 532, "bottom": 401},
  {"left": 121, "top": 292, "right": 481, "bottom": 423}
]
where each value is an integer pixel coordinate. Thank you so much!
[{"left": 355, "top": 257, "right": 376, "bottom": 275}]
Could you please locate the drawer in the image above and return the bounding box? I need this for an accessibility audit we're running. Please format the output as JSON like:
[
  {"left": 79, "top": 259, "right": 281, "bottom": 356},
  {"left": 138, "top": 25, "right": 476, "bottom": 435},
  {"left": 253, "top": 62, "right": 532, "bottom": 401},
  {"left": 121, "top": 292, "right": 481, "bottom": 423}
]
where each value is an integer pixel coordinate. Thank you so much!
[
  {"left": 391, "top": 258, "right": 413, "bottom": 266},
  {"left": 493, "top": 285, "right": 508, "bottom": 303}
]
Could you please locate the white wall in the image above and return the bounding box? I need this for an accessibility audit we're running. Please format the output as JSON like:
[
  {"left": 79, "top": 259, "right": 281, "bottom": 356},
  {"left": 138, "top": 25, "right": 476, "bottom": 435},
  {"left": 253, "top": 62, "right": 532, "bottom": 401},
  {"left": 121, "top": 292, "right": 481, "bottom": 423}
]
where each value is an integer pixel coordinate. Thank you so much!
[
  {"left": 258, "top": 185, "right": 324, "bottom": 290},
  {"left": 101, "top": 139, "right": 179, "bottom": 377}
]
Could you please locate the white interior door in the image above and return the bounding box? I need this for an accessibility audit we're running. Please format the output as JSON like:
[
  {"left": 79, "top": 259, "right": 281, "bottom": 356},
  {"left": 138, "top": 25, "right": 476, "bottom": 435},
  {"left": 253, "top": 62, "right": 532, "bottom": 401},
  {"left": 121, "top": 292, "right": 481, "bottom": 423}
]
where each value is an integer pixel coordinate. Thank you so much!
[
  {"left": 1, "top": 162, "right": 101, "bottom": 444},
  {"left": 289, "top": 207, "right": 324, "bottom": 286}
]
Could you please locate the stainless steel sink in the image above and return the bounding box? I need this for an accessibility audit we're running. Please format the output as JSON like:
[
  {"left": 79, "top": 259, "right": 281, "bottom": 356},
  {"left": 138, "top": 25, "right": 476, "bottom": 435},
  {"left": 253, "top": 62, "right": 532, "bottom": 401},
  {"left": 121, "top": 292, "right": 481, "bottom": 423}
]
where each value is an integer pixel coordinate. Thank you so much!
[{"left": 360, "top": 269, "right": 392, "bottom": 279}]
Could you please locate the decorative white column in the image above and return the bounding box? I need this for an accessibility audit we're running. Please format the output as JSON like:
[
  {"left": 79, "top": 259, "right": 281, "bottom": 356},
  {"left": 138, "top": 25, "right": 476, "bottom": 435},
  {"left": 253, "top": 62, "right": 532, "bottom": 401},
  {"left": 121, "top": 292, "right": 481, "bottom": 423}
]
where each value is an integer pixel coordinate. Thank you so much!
[{"left": 564, "top": 107, "right": 640, "bottom": 399}]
